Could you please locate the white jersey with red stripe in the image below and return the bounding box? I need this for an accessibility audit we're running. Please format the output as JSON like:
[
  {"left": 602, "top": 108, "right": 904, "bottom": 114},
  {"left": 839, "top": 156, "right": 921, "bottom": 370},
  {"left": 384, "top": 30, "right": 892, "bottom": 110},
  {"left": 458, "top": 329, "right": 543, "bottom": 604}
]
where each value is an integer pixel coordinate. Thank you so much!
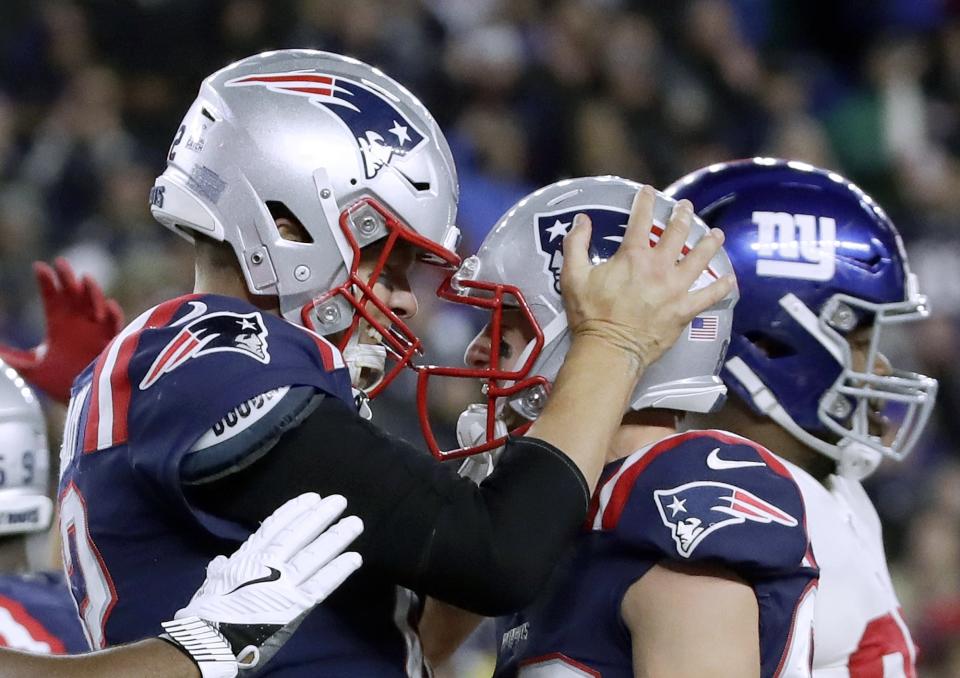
[
  {"left": 494, "top": 429, "right": 818, "bottom": 678},
  {"left": 783, "top": 462, "right": 917, "bottom": 677},
  {"left": 56, "top": 294, "right": 356, "bottom": 670}
]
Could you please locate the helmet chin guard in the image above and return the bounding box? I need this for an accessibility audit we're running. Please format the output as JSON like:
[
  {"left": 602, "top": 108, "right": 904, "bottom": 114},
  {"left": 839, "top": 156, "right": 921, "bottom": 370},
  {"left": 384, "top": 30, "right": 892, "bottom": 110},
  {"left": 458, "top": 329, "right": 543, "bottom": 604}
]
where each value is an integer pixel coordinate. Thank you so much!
[{"left": 415, "top": 272, "right": 547, "bottom": 461}]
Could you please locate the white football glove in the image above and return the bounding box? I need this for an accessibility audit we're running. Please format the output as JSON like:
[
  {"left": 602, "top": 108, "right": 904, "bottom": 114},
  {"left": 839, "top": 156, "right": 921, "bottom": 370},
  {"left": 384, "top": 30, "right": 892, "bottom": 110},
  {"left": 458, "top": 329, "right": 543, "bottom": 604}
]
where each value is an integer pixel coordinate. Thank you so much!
[
  {"left": 161, "top": 493, "right": 363, "bottom": 678},
  {"left": 456, "top": 404, "right": 507, "bottom": 485}
]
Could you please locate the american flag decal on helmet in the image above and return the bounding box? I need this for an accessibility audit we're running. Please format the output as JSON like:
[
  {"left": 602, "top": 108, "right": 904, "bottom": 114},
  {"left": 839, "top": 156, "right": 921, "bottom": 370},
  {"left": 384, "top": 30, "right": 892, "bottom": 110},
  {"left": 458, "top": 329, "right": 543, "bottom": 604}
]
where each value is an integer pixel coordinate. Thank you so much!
[
  {"left": 225, "top": 70, "right": 426, "bottom": 179},
  {"left": 688, "top": 316, "right": 719, "bottom": 341}
]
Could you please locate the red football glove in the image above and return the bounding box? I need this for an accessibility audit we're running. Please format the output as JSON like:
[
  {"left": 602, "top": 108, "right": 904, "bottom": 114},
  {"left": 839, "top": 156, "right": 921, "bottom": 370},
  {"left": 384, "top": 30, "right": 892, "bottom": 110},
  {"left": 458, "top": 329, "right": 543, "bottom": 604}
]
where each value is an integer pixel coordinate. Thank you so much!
[{"left": 0, "top": 258, "right": 124, "bottom": 403}]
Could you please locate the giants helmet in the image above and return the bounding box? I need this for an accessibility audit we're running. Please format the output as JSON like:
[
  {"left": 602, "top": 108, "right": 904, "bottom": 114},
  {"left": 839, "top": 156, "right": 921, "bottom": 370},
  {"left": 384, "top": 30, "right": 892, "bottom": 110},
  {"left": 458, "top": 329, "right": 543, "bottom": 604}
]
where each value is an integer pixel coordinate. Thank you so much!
[
  {"left": 0, "top": 362, "right": 51, "bottom": 536},
  {"left": 150, "top": 50, "right": 461, "bottom": 396},
  {"left": 417, "top": 177, "right": 738, "bottom": 460},
  {"left": 666, "top": 158, "right": 938, "bottom": 479}
]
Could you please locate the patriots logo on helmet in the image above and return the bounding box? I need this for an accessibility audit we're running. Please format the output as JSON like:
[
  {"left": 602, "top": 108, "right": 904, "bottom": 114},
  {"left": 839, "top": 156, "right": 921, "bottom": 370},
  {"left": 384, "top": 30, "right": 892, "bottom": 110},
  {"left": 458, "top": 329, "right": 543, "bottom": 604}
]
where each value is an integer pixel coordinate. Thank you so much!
[
  {"left": 225, "top": 70, "right": 426, "bottom": 179},
  {"left": 534, "top": 206, "right": 631, "bottom": 294},
  {"left": 140, "top": 311, "right": 270, "bottom": 390},
  {"left": 654, "top": 480, "right": 798, "bottom": 558},
  {"left": 534, "top": 206, "right": 717, "bottom": 294}
]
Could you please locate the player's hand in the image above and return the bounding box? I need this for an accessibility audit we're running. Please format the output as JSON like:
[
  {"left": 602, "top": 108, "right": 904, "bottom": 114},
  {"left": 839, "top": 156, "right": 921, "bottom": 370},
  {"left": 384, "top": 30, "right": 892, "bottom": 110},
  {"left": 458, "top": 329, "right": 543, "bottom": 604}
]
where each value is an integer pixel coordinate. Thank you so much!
[
  {"left": 560, "top": 185, "right": 734, "bottom": 371},
  {"left": 161, "top": 493, "right": 363, "bottom": 678},
  {"left": 0, "top": 258, "right": 123, "bottom": 403}
]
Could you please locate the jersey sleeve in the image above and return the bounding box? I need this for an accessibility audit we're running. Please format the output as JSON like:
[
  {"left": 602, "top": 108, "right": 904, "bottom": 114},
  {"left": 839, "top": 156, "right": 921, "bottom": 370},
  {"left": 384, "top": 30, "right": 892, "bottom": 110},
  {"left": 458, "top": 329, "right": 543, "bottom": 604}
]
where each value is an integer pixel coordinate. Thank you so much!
[
  {"left": 80, "top": 294, "right": 354, "bottom": 537},
  {"left": 591, "top": 430, "right": 812, "bottom": 577}
]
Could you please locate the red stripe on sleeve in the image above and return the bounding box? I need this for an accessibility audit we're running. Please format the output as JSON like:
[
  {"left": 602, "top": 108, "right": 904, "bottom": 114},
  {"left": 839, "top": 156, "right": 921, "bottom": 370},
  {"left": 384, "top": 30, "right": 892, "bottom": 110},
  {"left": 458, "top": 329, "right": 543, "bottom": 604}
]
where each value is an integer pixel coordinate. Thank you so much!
[
  {"left": 81, "top": 346, "right": 111, "bottom": 453},
  {"left": 0, "top": 594, "right": 67, "bottom": 654},
  {"left": 109, "top": 296, "right": 200, "bottom": 446},
  {"left": 601, "top": 431, "right": 706, "bottom": 529}
]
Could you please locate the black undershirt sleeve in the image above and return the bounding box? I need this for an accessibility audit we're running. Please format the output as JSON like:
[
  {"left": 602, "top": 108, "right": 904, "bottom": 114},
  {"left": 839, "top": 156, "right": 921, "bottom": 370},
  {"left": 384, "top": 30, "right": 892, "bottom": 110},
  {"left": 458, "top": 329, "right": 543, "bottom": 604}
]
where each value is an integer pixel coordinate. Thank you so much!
[{"left": 187, "top": 394, "right": 589, "bottom": 616}]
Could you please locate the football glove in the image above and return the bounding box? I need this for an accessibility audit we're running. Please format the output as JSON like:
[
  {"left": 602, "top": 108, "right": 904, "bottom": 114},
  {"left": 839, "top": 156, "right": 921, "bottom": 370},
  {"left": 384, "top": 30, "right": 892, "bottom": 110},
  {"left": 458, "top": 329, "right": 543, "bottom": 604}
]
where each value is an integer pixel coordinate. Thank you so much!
[
  {"left": 0, "top": 258, "right": 123, "bottom": 403},
  {"left": 161, "top": 493, "right": 363, "bottom": 678}
]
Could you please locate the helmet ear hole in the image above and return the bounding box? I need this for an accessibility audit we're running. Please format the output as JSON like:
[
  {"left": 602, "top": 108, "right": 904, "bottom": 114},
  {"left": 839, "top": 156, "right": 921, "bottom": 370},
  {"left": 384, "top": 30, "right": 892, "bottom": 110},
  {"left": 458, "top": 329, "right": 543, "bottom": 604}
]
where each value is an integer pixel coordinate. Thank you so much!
[
  {"left": 266, "top": 201, "right": 314, "bottom": 244},
  {"left": 396, "top": 168, "right": 431, "bottom": 192},
  {"left": 744, "top": 331, "right": 796, "bottom": 359}
]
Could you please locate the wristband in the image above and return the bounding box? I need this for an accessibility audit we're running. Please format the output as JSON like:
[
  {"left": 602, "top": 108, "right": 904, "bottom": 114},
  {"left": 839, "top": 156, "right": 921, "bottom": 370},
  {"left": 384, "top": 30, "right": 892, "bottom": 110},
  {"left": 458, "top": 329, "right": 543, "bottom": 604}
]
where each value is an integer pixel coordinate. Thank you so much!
[{"left": 161, "top": 617, "right": 237, "bottom": 678}]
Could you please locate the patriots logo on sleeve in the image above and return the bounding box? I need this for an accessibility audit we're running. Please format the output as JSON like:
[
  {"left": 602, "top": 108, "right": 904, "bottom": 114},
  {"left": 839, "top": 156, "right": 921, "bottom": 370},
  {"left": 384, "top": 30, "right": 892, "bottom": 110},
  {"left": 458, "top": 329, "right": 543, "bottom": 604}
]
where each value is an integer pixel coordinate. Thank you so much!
[
  {"left": 140, "top": 311, "right": 270, "bottom": 390},
  {"left": 225, "top": 70, "right": 426, "bottom": 179},
  {"left": 654, "top": 481, "right": 798, "bottom": 558}
]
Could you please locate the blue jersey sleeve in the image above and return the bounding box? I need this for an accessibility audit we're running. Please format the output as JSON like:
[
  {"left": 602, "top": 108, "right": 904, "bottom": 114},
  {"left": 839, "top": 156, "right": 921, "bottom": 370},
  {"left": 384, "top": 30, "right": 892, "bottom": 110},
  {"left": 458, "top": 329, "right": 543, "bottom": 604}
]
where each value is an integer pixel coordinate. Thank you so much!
[
  {"left": 0, "top": 573, "right": 90, "bottom": 655},
  {"left": 591, "top": 430, "right": 811, "bottom": 577},
  {"left": 78, "top": 294, "right": 354, "bottom": 537}
]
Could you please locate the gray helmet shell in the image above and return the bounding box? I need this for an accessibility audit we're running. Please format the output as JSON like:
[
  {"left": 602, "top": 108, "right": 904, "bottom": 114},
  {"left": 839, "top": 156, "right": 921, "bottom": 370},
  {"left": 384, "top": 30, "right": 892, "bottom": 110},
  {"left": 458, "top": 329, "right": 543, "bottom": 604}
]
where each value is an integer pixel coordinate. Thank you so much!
[
  {"left": 462, "top": 176, "right": 737, "bottom": 414},
  {"left": 150, "top": 50, "right": 460, "bottom": 333},
  {"left": 0, "top": 362, "right": 51, "bottom": 535}
]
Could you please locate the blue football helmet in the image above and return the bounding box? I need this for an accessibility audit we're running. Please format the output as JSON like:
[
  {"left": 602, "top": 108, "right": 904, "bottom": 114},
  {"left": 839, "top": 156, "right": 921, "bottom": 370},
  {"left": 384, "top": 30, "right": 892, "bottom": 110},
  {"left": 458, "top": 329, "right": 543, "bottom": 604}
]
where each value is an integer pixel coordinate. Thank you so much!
[{"left": 666, "top": 158, "right": 938, "bottom": 479}]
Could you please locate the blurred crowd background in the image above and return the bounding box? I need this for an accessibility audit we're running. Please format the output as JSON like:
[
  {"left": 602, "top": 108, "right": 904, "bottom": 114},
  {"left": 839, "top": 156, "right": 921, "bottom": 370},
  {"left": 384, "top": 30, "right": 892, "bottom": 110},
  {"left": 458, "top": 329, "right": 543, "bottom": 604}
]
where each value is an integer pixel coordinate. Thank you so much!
[{"left": 0, "top": 0, "right": 958, "bottom": 674}]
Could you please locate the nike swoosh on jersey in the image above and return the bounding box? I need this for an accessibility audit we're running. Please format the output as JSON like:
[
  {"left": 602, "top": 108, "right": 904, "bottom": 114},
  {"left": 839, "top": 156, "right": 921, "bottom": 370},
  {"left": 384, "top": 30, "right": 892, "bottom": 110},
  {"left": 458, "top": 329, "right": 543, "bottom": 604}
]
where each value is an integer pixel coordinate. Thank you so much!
[
  {"left": 706, "top": 447, "right": 767, "bottom": 470},
  {"left": 171, "top": 300, "right": 209, "bottom": 327},
  {"left": 228, "top": 566, "right": 281, "bottom": 594}
]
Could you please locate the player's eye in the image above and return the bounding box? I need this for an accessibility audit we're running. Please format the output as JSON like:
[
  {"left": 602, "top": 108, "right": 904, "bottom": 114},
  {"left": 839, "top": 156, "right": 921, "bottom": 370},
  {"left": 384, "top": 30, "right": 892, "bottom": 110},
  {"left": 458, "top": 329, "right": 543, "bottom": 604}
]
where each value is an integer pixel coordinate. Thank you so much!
[
  {"left": 375, "top": 269, "right": 396, "bottom": 292},
  {"left": 499, "top": 340, "right": 513, "bottom": 360}
]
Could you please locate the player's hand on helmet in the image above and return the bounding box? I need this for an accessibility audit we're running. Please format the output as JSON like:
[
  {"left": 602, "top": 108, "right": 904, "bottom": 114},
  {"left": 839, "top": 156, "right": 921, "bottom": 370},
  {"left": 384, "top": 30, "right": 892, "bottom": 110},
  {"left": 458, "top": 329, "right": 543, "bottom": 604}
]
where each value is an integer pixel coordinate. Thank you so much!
[
  {"left": 0, "top": 258, "right": 123, "bottom": 403},
  {"left": 560, "top": 185, "right": 734, "bottom": 371},
  {"left": 161, "top": 493, "right": 363, "bottom": 678}
]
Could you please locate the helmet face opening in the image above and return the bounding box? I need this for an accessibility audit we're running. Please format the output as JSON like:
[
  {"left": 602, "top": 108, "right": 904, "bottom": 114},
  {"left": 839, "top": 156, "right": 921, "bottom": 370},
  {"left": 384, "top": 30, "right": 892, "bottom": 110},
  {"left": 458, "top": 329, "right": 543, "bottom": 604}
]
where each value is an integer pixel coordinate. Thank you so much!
[
  {"left": 813, "top": 292, "right": 937, "bottom": 466},
  {"left": 301, "top": 196, "right": 460, "bottom": 398},
  {"left": 415, "top": 272, "right": 547, "bottom": 461}
]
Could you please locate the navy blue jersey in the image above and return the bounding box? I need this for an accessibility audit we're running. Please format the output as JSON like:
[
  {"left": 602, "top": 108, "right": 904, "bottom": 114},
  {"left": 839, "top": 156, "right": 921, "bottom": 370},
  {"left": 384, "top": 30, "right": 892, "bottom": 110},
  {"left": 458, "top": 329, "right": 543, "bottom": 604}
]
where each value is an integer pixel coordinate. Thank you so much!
[
  {"left": 57, "top": 294, "right": 426, "bottom": 675},
  {"left": 494, "top": 430, "right": 818, "bottom": 678},
  {"left": 0, "top": 571, "right": 88, "bottom": 654}
]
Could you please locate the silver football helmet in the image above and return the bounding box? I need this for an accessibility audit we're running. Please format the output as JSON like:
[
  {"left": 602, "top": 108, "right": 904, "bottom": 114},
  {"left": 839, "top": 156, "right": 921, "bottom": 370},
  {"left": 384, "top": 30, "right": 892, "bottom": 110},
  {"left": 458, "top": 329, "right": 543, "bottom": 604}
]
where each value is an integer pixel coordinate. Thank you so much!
[
  {"left": 0, "top": 362, "right": 51, "bottom": 535},
  {"left": 416, "top": 177, "right": 738, "bottom": 459},
  {"left": 150, "top": 50, "right": 461, "bottom": 396}
]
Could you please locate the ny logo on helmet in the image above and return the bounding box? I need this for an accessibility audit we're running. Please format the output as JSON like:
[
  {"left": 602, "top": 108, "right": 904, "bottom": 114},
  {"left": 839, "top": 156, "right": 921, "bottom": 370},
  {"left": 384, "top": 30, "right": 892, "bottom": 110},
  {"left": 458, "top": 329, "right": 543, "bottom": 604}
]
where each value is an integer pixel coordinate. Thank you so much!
[
  {"left": 753, "top": 211, "right": 836, "bottom": 281},
  {"left": 225, "top": 70, "right": 426, "bottom": 179},
  {"left": 534, "top": 206, "right": 630, "bottom": 294},
  {"left": 654, "top": 480, "right": 798, "bottom": 558},
  {"left": 140, "top": 311, "right": 270, "bottom": 390}
]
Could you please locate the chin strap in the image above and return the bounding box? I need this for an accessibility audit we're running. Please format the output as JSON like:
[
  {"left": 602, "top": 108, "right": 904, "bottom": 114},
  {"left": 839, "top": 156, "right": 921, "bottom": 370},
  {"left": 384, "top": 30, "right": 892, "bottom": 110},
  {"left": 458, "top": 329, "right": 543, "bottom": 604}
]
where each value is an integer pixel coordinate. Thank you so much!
[
  {"left": 724, "top": 356, "right": 880, "bottom": 480},
  {"left": 342, "top": 333, "right": 386, "bottom": 391},
  {"left": 455, "top": 404, "right": 508, "bottom": 484}
]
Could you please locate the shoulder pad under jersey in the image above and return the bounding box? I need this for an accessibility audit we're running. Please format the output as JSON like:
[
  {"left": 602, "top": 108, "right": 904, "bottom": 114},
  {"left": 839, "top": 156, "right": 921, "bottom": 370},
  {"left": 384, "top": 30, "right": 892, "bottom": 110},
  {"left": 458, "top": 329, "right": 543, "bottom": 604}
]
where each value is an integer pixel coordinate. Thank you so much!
[
  {"left": 79, "top": 293, "right": 353, "bottom": 455},
  {"left": 587, "top": 430, "right": 812, "bottom": 575}
]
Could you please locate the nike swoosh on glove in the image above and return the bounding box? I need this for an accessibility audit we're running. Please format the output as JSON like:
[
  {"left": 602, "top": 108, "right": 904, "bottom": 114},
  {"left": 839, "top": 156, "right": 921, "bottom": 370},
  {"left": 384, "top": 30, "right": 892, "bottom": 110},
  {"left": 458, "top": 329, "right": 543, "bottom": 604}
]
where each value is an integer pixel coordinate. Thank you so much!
[
  {"left": 0, "top": 258, "right": 123, "bottom": 403},
  {"left": 161, "top": 493, "right": 363, "bottom": 678}
]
